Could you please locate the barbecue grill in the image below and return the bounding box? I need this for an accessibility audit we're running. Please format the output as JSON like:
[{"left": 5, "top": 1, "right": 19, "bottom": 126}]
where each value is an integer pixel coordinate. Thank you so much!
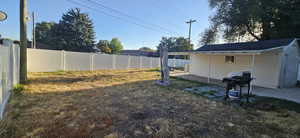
[{"left": 222, "top": 71, "right": 254, "bottom": 102}]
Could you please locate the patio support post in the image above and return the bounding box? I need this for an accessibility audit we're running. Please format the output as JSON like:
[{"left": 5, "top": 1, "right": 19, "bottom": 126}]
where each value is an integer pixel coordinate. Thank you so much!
[
  {"left": 208, "top": 55, "right": 211, "bottom": 83},
  {"left": 250, "top": 54, "right": 256, "bottom": 93}
]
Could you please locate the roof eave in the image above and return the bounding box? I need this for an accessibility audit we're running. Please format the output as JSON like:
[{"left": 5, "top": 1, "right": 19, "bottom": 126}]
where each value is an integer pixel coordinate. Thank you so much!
[{"left": 168, "top": 46, "right": 285, "bottom": 56}]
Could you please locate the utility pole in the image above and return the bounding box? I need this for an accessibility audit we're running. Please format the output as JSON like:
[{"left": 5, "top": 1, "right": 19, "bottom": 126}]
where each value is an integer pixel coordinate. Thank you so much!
[
  {"left": 186, "top": 19, "right": 197, "bottom": 44},
  {"left": 20, "top": 0, "right": 28, "bottom": 84},
  {"left": 32, "top": 12, "right": 36, "bottom": 49}
]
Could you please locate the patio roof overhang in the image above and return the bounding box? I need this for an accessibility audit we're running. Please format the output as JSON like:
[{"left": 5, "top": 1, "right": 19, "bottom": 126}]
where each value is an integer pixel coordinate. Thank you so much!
[{"left": 168, "top": 46, "right": 285, "bottom": 56}]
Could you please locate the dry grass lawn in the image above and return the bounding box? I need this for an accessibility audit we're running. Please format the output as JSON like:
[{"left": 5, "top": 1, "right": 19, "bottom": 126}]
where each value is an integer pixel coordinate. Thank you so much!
[{"left": 1, "top": 69, "right": 300, "bottom": 138}]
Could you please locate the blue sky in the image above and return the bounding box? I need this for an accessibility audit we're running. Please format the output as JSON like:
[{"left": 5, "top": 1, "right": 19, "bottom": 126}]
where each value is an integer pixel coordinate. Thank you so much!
[{"left": 0, "top": 0, "right": 212, "bottom": 50}]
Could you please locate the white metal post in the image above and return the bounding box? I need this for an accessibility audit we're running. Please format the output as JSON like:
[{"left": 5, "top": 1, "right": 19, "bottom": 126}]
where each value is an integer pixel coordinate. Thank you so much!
[{"left": 250, "top": 54, "right": 256, "bottom": 92}]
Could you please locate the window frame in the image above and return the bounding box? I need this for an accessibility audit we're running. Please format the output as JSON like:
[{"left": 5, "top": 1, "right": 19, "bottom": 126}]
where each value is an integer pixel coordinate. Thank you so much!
[{"left": 225, "top": 56, "right": 235, "bottom": 64}]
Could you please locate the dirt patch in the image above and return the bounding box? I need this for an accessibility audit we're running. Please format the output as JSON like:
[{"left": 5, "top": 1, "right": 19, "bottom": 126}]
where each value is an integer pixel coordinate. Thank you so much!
[{"left": 1, "top": 69, "right": 300, "bottom": 138}]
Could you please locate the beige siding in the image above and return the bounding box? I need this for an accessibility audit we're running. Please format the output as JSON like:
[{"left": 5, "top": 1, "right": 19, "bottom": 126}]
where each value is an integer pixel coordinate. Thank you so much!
[{"left": 190, "top": 51, "right": 281, "bottom": 88}]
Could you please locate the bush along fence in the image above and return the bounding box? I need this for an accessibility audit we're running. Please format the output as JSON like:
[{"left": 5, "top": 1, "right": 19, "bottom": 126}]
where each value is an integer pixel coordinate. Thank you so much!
[
  {"left": 0, "top": 40, "right": 20, "bottom": 119},
  {"left": 27, "top": 48, "right": 191, "bottom": 72}
]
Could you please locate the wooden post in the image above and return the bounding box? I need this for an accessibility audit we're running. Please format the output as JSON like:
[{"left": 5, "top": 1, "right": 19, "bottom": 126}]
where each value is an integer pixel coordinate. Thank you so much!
[
  {"left": 20, "top": 0, "right": 28, "bottom": 84},
  {"left": 156, "top": 44, "right": 170, "bottom": 86}
]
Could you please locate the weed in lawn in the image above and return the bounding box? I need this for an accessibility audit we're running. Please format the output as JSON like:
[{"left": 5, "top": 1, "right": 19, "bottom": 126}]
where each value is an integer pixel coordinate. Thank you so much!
[{"left": 13, "top": 84, "right": 24, "bottom": 95}]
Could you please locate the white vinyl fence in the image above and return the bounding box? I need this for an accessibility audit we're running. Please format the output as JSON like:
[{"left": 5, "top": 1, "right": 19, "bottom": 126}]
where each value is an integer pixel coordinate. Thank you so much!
[
  {"left": 28, "top": 49, "right": 190, "bottom": 72},
  {"left": 27, "top": 49, "right": 162, "bottom": 72},
  {"left": 168, "top": 59, "right": 191, "bottom": 68},
  {"left": 0, "top": 40, "right": 20, "bottom": 119}
]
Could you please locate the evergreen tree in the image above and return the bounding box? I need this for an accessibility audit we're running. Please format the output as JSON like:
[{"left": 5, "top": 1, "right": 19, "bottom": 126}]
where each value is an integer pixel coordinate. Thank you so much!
[
  {"left": 56, "top": 8, "right": 96, "bottom": 52},
  {"left": 35, "top": 22, "right": 57, "bottom": 45}
]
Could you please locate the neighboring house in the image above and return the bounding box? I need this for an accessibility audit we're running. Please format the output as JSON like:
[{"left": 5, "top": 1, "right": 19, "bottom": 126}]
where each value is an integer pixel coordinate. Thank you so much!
[
  {"left": 120, "top": 50, "right": 158, "bottom": 57},
  {"left": 170, "top": 38, "right": 300, "bottom": 89}
]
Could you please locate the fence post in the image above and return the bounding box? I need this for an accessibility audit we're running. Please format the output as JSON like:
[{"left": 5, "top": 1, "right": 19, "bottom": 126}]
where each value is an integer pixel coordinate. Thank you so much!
[
  {"left": 61, "top": 50, "right": 66, "bottom": 71},
  {"left": 90, "top": 54, "right": 94, "bottom": 71},
  {"left": 127, "top": 56, "right": 131, "bottom": 69},
  {"left": 112, "top": 55, "right": 116, "bottom": 69},
  {"left": 173, "top": 58, "right": 176, "bottom": 68},
  {"left": 150, "top": 58, "right": 153, "bottom": 68},
  {"left": 140, "top": 56, "right": 143, "bottom": 69},
  {"left": 3, "top": 40, "right": 13, "bottom": 90}
]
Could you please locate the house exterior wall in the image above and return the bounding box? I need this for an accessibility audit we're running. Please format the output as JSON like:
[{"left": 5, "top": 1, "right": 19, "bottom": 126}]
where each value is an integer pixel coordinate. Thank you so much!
[
  {"left": 280, "top": 40, "right": 300, "bottom": 87},
  {"left": 190, "top": 51, "right": 282, "bottom": 88}
]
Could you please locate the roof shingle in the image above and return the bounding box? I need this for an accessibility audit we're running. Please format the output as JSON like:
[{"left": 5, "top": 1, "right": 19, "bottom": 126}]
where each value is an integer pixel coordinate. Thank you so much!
[{"left": 196, "top": 38, "right": 295, "bottom": 52}]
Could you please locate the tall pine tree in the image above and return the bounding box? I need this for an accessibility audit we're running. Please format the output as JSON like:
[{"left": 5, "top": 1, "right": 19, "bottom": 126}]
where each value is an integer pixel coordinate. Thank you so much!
[{"left": 56, "top": 8, "right": 96, "bottom": 52}]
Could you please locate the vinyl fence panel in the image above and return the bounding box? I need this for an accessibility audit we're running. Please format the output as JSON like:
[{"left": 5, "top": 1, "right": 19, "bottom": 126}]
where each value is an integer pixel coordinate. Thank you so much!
[
  {"left": 129, "top": 56, "right": 141, "bottom": 69},
  {"left": 142, "top": 57, "right": 152, "bottom": 68},
  {"left": 93, "top": 54, "right": 114, "bottom": 70},
  {"left": 115, "top": 55, "right": 130, "bottom": 69},
  {"left": 65, "top": 51, "right": 91, "bottom": 71},
  {"left": 27, "top": 49, "right": 177, "bottom": 72},
  {"left": 0, "top": 41, "right": 20, "bottom": 119},
  {"left": 27, "top": 49, "right": 63, "bottom": 72}
]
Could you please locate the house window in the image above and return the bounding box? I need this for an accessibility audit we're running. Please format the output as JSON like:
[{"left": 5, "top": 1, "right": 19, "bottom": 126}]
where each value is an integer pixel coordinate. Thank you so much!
[{"left": 225, "top": 56, "right": 235, "bottom": 63}]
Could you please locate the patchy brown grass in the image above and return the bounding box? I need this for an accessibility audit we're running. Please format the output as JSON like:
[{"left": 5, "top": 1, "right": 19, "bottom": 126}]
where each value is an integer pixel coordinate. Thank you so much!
[{"left": 1, "top": 69, "right": 300, "bottom": 138}]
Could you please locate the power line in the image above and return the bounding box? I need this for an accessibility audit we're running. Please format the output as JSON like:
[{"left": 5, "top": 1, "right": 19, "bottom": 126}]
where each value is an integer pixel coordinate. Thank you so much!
[
  {"left": 66, "top": 0, "right": 172, "bottom": 34},
  {"left": 84, "top": 0, "right": 180, "bottom": 35}
]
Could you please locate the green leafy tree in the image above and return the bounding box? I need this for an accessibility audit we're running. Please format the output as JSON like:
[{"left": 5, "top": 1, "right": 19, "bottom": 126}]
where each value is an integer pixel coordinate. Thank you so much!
[
  {"left": 157, "top": 37, "right": 193, "bottom": 59},
  {"left": 56, "top": 8, "right": 96, "bottom": 52},
  {"left": 200, "top": 0, "right": 300, "bottom": 43},
  {"left": 157, "top": 37, "right": 193, "bottom": 52},
  {"left": 97, "top": 40, "right": 112, "bottom": 54},
  {"left": 35, "top": 22, "right": 56, "bottom": 44},
  {"left": 109, "top": 38, "right": 123, "bottom": 54}
]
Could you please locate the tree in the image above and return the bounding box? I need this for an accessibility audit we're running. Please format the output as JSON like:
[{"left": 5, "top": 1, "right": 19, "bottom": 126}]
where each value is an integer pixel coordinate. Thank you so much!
[
  {"left": 139, "top": 47, "right": 153, "bottom": 52},
  {"left": 20, "top": 0, "right": 27, "bottom": 84},
  {"left": 201, "top": 0, "right": 300, "bottom": 42},
  {"left": 157, "top": 37, "right": 193, "bottom": 59},
  {"left": 199, "top": 25, "right": 218, "bottom": 45},
  {"left": 56, "top": 8, "right": 96, "bottom": 52},
  {"left": 109, "top": 38, "right": 123, "bottom": 54},
  {"left": 97, "top": 40, "right": 112, "bottom": 54},
  {"left": 157, "top": 37, "right": 193, "bottom": 52},
  {"left": 35, "top": 21, "right": 56, "bottom": 44}
]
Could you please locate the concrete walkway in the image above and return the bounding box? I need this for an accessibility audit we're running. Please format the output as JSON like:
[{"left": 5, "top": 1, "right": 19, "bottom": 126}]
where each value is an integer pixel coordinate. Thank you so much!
[
  {"left": 252, "top": 87, "right": 300, "bottom": 103},
  {"left": 172, "top": 73, "right": 300, "bottom": 103}
]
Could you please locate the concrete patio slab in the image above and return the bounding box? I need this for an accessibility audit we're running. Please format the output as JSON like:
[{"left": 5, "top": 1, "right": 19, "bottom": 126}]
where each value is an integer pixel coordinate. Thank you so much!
[{"left": 172, "top": 73, "right": 300, "bottom": 103}]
